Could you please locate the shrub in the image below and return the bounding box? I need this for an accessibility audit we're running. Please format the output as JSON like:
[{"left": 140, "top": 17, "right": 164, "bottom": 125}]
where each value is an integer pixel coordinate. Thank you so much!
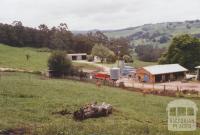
[
  {"left": 69, "top": 66, "right": 80, "bottom": 76},
  {"left": 123, "top": 55, "right": 133, "bottom": 63},
  {"left": 135, "top": 45, "right": 165, "bottom": 62},
  {"left": 87, "top": 55, "right": 94, "bottom": 62},
  {"left": 107, "top": 53, "right": 116, "bottom": 63},
  {"left": 92, "top": 44, "right": 115, "bottom": 63},
  {"left": 48, "top": 51, "right": 72, "bottom": 77},
  {"left": 159, "top": 34, "right": 200, "bottom": 70}
]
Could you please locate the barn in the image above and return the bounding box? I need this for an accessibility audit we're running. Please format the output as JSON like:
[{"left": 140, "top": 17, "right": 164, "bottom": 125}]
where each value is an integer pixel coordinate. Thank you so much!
[
  {"left": 67, "top": 53, "right": 87, "bottom": 61},
  {"left": 136, "top": 64, "right": 188, "bottom": 83}
]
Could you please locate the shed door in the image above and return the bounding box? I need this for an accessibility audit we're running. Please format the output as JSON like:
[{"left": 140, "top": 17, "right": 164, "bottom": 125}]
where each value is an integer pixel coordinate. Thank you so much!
[
  {"left": 155, "top": 75, "right": 162, "bottom": 83},
  {"left": 144, "top": 75, "right": 149, "bottom": 82},
  {"left": 82, "top": 55, "right": 87, "bottom": 60},
  {"left": 72, "top": 56, "right": 77, "bottom": 60}
]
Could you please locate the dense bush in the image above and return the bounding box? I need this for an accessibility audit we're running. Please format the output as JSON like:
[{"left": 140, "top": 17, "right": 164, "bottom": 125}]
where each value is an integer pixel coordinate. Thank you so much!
[
  {"left": 87, "top": 55, "right": 94, "bottom": 62},
  {"left": 92, "top": 44, "right": 116, "bottom": 63},
  {"left": 123, "top": 55, "right": 133, "bottom": 63},
  {"left": 135, "top": 45, "right": 165, "bottom": 62},
  {"left": 107, "top": 53, "right": 117, "bottom": 63},
  {"left": 159, "top": 34, "right": 200, "bottom": 69},
  {"left": 0, "top": 21, "right": 131, "bottom": 55},
  {"left": 48, "top": 51, "right": 72, "bottom": 77},
  {"left": 68, "top": 66, "right": 79, "bottom": 76},
  {"left": 159, "top": 35, "right": 170, "bottom": 43}
]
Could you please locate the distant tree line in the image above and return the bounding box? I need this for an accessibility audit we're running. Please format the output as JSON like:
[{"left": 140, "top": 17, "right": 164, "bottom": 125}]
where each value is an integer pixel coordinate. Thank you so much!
[
  {"left": 0, "top": 21, "right": 131, "bottom": 55},
  {"left": 126, "top": 31, "right": 171, "bottom": 47},
  {"left": 135, "top": 45, "right": 165, "bottom": 62}
]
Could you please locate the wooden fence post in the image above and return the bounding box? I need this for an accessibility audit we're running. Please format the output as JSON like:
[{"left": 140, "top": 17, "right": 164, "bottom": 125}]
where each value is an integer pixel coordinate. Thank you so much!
[
  {"left": 177, "top": 86, "right": 179, "bottom": 91},
  {"left": 152, "top": 83, "right": 154, "bottom": 91},
  {"left": 164, "top": 85, "right": 166, "bottom": 92}
]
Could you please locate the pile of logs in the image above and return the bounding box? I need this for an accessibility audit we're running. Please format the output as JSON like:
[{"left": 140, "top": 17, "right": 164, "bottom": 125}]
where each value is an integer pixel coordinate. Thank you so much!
[{"left": 73, "top": 102, "right": 112, "bottom": 120}]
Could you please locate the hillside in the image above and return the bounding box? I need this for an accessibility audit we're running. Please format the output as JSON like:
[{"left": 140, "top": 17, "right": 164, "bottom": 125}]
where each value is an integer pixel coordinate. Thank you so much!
[
  {"left": 103, "top": 20, "right": 200, "bottom": 47},
  {"left": 1, "top": 72, "right": 200, "bottom": 135},
  {"left": 0, "top": 44, "right": 50, "bottom": 71},
  {"left": 0, "top": 44, "right": 99, "bottom": 71}
]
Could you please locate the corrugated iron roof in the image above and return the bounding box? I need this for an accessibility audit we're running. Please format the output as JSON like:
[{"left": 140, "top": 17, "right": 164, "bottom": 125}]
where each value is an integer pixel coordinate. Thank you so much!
[
  {"left": 68, "top": 53, "right": 87, "bottom": 56},
  {"left": 143, "top": 64, "right": 188, "bottom": 75},
  {"left": 195, "top": 66, "right": 200, "bottom": 69}
]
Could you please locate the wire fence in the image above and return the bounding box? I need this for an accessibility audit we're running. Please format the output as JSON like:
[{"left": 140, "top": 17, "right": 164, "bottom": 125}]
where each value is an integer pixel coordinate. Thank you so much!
[{"left": 118, "top": 78, "right": 200, "bottom": 91}]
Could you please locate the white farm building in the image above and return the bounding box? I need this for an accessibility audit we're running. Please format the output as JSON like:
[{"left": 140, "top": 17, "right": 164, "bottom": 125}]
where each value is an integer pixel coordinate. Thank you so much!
[{"left": 67, "top": 53, "right": 87, "bottom": 61}]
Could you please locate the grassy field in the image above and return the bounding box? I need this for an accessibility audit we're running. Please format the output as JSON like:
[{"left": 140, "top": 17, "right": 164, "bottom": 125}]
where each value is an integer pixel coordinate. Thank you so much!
[
  {"left": 0, "top": 44, "right": 99, "bottom": 72},
  {"left": 72, "top": 62, "right": 99, "bottom": 70},
  {"left": 132, "top": 59, "right": 156, "bottom": 68},
  {"left": 0, "top": 44, "right": 156, "bottom": 73},
  {"left": 131, "top": 55, "right": 157, "bottom": 68},
  {"left": 0, "top": 44, "right": 50, "bottom": 71},
  {"left": 0, "top": 72, "right": 200, "bottom": 135}
]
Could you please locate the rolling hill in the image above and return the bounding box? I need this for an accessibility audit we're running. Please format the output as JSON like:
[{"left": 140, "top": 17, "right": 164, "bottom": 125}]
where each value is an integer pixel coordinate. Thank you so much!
[{"left": 103, "top": 20, "right": 200, "bottom": 47}]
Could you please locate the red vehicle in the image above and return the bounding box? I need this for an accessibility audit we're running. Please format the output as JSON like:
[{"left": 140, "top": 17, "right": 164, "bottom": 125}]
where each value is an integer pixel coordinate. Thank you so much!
[{"left": 94, "top": 72, "right": 110, "bottom": 80}]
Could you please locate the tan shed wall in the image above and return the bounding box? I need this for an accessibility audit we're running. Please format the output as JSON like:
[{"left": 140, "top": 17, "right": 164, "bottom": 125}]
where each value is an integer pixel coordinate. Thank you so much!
[
  {"left": 136, "top": 68, "right": 155, "bottom": 83},
  {"left": 136, "top": 68, "right": 186, "bottom": 83}
]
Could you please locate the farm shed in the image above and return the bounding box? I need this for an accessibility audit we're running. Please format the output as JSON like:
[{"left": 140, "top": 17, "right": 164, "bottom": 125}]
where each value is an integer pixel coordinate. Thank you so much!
[
  {"left": 136, "top": 64, "right": 188, "bottom": 83},
  {"left": 67, "top": 53, "right": 87, "bottom": 61}
]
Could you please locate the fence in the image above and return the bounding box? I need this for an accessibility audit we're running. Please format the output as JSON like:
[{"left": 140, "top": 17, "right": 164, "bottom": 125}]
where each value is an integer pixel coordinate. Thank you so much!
[{"left": 118, "top": 78, "right": 200, "bottom": 91}]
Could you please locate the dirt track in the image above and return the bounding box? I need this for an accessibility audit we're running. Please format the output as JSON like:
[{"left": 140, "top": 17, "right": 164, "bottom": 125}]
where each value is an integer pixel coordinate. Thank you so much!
[
  {"left": 0, "top": 67, "right": 40, "bottom": 74},
  {"left": 117, "top": 78, "right": 200, "bottom": 91}
]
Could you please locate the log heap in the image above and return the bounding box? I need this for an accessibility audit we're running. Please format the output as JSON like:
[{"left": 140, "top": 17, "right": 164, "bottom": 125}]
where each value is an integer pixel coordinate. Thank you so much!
[{"left": 73, "top": 102, "right": 112, "bottom": 120}]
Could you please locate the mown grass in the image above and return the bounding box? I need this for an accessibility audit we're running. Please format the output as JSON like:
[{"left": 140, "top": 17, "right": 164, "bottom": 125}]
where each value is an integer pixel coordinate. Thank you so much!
[
  {"left": 131, "top": 55, "right": 157, "bottom": 68},
  {"left": 0, "top": 44, "right": 50, "bottom": 71},
  {"left": 132, "top": 59, "right": 156, "bottom": 68},
  {"left": 0, "top": 72, "right": 200, "bottom": 135},
  {"left": 0, "top": 44, "right": 106, "bottom": 72},
  {"left": 72, "top": 62, "right": 98, "bottom": 70}
]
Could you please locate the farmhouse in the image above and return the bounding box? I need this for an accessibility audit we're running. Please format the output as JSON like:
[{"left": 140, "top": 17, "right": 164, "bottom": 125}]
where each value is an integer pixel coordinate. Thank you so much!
[
  {"left": 67, "top": 53, "right": 87, "bottom": 61},
  {"left": 136, "top": 64, "right": 188, "bottom": 83}
]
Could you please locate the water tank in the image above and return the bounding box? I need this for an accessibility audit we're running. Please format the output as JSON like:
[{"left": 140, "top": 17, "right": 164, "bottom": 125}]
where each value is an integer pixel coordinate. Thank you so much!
[{"left": 110, "top": 68, "right": 120, "bottom": 80}]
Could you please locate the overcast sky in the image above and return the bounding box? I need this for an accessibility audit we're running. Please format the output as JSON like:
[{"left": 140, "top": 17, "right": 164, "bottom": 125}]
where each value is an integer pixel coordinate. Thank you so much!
[{"left": 0, "top": 0, "right": 200, "bottom": 30}]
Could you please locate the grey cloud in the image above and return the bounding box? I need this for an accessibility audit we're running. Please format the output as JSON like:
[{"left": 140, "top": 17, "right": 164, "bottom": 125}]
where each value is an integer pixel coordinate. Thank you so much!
[{"left": 0, "top": 0, "right": 200, "bottom": 30}]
